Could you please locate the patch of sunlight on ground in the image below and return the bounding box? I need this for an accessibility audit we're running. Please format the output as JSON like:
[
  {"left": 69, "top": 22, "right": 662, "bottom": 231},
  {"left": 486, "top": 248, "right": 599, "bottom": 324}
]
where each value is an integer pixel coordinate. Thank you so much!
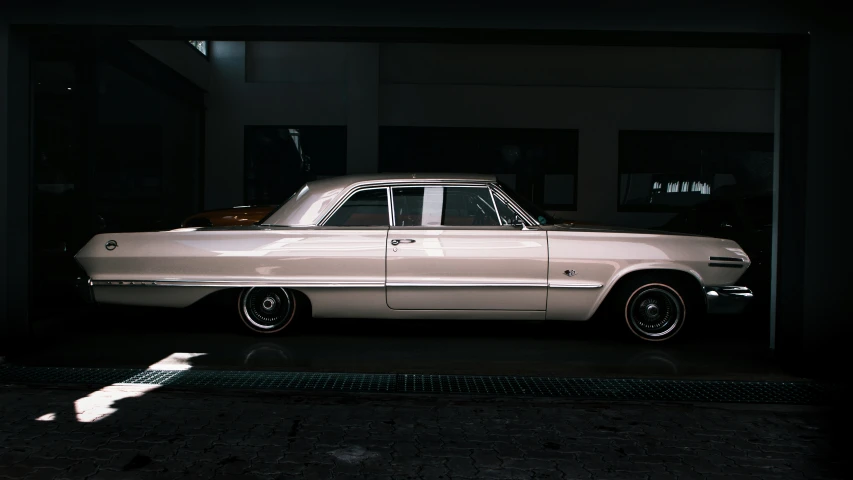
[{"left": 35, "top": 352, "right": 207, "bottom": 423}]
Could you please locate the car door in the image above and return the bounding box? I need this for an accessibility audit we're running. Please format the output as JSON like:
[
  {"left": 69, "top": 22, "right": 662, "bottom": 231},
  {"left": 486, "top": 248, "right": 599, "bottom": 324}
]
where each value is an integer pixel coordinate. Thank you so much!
[
  {"left": 385, "top": 184, "right": 548, "bottom": 310},
  {"left": 312, "top": 186, "right": 391, "bottom": 288}
]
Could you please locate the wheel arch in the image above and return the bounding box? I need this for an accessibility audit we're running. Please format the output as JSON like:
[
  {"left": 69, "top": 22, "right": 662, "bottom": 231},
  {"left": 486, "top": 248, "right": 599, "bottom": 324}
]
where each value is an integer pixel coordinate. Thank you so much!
[{"left": 591, "top": 266, "right": 706, "bottom": 318}]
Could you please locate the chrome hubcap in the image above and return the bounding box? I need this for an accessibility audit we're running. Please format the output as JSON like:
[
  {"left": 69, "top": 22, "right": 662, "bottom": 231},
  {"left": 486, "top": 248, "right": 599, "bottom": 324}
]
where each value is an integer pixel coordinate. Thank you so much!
[
  {"left": 241, "top": 287, "right": 293, "bottom": 330},
  {"left": 628, "top": 287, "right": 682, "bottom": 338},
  {"left": 645, "top": 303, "right": 660, "bottom": 318}
]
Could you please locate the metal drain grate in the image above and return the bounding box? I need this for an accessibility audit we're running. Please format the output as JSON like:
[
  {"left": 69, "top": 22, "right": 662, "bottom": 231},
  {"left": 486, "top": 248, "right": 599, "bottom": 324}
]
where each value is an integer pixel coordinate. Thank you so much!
[
  {"left": 397, "top": 374, "right": 832, "bottom": 404},
  {"left": 0, "top": 364, "right": 834, "bottom": 405}
]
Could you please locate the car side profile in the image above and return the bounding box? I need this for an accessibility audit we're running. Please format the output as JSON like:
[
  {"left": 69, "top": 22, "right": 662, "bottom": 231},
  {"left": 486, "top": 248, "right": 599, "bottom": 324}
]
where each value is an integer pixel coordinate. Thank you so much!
[{"left": 75, "top": 173, "right": 753, "bottom": 342}]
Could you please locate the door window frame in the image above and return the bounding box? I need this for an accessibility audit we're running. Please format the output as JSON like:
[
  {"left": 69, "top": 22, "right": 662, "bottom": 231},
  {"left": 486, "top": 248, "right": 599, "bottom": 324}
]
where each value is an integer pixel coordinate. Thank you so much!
[
  {"left": 318, "top": 186, "right": 393, "bottom": 227},
  {"left": 389, "top": 184, "right": 507, "bottom": 228}
]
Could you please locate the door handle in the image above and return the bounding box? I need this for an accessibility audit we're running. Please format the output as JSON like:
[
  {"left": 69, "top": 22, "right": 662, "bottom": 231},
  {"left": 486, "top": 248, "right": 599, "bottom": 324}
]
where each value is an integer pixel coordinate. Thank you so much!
[{"left": 390, "top": 239, "right": 416, "bottom": 245}]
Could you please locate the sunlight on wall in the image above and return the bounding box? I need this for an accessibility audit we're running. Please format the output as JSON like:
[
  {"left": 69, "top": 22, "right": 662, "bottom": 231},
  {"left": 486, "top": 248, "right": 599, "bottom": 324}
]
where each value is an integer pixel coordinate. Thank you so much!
[{"left": 35, "top": 352, "right": 207, "bottom": 423}]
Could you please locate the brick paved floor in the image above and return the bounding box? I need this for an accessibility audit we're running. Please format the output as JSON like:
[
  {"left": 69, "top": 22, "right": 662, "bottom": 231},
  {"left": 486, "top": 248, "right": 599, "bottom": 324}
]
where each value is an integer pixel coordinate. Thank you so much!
[{"left": 0, "top": 385, "right": 843, "bottom": 479}]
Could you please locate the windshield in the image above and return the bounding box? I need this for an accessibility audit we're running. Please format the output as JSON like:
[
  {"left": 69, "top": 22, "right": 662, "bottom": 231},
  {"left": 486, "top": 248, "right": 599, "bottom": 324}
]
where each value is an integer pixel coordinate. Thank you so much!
[{"left": 495, "top": 181, "right": 560, "bottom": 225}]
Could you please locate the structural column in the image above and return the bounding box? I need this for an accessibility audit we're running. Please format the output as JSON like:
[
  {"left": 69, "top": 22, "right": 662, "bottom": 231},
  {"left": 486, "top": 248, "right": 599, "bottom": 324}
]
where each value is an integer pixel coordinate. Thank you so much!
[
  {"left": 802, "top": 30, "right": 853, "bottom": 372},
  {"left": 0, "top": 23, "right": 9, "bottom": 353},
  {"left": 1, "top": 24, "right": 31, "bottom": 352},
  {"left": 345, "top": 44, "right": 379, "bottom": 174}
]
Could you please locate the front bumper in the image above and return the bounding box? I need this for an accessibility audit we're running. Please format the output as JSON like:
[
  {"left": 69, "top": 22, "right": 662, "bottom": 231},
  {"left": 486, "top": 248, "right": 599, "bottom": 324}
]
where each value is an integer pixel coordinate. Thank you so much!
[
  {"left": 74, "top": 276, "right": 95, "bottom": 305},
  {"left": 705, "top": 286, "right": 753, "bottom": 314}
]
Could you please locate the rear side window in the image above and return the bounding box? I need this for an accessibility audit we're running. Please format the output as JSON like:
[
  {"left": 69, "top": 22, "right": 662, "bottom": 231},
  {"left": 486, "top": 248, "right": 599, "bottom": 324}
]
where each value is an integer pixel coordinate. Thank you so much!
[{"left": 325, "top": 188, "right": 389, "bottom": 226}]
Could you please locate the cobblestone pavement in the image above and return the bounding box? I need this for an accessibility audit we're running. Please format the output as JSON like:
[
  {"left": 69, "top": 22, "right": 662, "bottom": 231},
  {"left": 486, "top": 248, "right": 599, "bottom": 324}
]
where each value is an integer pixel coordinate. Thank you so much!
[{"left": 0, "top": 385, "right": 842, "bottom": 479}]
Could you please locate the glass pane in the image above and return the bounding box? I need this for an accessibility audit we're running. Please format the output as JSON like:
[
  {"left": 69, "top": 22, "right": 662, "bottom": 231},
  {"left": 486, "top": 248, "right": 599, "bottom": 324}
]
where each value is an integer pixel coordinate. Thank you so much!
[
  {"left": 442, "top": 187, "right": 500, "bottom": 226},
  {"left": 392, "top": 187, "right": 426, "bottom": 226},
  {"left": 325, "top": 189, "right": 389, "bottom": 226},
  {"left": 189, "top": 40, "right": 207, "bottom": 56}
]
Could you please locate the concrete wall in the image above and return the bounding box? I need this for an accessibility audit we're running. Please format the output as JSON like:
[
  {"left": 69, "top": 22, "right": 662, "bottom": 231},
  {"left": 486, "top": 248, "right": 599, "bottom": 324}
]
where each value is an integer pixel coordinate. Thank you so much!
[
  {"left": 207, "top": 42, "right": 776, "bottom": 226},
  {"left": 205, "top": 41, "right": 378, "bottom": 209},
  {"left": 1, "top": 1, "right": 810, "bottom": 33},
  {"left": 129, "top": 40, "right": 211, "bottom": 91}
]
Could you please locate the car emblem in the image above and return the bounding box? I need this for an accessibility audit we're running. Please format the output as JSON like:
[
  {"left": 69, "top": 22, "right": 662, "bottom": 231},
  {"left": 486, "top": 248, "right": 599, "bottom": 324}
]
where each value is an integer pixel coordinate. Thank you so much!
[
  {"left": 105, "top": 240, "right": 118, "bottom": 251},
  {"left": 564, "top": 269, "right": 577, "bottom": 277}
]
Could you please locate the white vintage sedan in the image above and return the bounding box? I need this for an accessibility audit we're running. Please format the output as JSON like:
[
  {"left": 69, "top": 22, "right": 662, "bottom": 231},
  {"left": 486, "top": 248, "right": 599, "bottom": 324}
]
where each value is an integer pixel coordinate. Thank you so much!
[{"left": 75, "top": 174, "right": 753, "bottom": 341}]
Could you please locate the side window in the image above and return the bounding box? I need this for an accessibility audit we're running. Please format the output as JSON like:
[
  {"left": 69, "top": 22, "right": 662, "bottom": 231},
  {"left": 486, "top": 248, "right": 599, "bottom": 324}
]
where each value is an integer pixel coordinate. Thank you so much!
[
  {"left": 443, "top": 187, "right": 500, "bottom": 226},
  {"left": 325, "top": 188, "right": 389, "bottom": 226},
  {"left": 391, "top": 186, "right": 501, "bottom": 226}
]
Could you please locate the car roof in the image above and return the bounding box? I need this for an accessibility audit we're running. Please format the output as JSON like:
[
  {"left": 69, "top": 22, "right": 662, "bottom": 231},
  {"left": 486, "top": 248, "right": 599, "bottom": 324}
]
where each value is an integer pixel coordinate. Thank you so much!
[{"left": 305, "top": 173, "right": 497, "bottom": 191}]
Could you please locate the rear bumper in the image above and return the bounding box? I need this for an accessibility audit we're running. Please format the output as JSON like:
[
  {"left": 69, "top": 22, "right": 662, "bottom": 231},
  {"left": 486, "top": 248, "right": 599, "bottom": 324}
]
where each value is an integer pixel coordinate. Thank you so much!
[
  {"left": 74, "top": 276, "right": 95, "bottom": 305},
  {"left": 705, "top": 286, "right": 753, "bottom": 314}
]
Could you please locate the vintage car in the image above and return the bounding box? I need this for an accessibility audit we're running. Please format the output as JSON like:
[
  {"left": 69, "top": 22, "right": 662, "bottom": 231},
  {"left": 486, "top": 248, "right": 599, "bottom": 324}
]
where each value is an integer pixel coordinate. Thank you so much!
[{"left": 74, "top": 173, "right": 753, "bottom": 342}]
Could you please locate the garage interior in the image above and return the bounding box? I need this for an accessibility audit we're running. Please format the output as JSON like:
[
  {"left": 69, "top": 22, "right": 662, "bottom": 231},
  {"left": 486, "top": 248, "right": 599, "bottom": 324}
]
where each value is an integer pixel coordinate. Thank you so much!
[
  {"left": 1, "top": 4, "right": 850, "bottom": 479},
  {"left": 9, "top": 35, "right": 784, "bottom": 380},
  {"left": 1, "top": 3, "right": 848, "bottom": 386}
]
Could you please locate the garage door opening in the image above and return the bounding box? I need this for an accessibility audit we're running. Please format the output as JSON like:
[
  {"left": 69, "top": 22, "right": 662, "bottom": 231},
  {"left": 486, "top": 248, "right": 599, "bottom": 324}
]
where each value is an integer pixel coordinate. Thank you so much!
[{"left": 11, "top": 27, "right": 805, "bottom": 381}]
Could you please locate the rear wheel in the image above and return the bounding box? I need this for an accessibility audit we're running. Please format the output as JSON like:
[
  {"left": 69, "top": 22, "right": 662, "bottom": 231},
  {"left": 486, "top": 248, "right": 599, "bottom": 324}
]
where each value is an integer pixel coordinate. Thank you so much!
[{"left": 238, "top": 287, "right": 297, "bottom": 334}]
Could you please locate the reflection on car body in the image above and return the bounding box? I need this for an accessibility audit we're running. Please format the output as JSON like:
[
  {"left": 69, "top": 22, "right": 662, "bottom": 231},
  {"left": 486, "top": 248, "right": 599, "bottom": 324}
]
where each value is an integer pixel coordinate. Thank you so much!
[
  {"left": 181, "top": 205, "right": 277, "bottom": 228},
  {"left": 75, "top": 173, "right": 753, "bottom": 342}
]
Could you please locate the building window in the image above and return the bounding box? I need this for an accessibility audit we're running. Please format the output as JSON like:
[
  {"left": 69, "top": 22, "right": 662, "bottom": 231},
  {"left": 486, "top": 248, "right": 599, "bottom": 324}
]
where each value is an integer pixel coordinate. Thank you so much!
[
  {"left": 244, "top": 126, "right": 347, "bottom": 205},
  {"left": 188, "top": 40, "right": 207, "bottom": 56},
  {"left": 618, "top": 131, "right": 774, "bottom": 212},
  {"left": 379, "top": 127, "right": 579, "bottom": 211}
]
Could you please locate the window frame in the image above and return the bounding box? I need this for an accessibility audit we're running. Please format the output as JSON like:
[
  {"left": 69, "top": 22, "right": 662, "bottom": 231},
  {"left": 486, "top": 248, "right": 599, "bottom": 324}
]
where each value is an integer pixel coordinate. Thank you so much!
[
  {"left": 388, "top": 184, "right": 504, "bottom": 228},
  {"left": 616, "top": 130, "right": 774, "bottom": 213},
  {"left": 319, "top": 186, "right": 393, "bottom": 227}
]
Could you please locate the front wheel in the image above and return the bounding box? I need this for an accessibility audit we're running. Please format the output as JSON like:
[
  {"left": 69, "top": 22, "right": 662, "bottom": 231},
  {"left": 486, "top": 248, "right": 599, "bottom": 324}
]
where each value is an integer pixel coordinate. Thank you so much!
[
  {"left": 609, "top": 276, "right": 696, "bottom": 342},
  {"left": 238, "top": 287, "right": 297, "bottom": 334}
]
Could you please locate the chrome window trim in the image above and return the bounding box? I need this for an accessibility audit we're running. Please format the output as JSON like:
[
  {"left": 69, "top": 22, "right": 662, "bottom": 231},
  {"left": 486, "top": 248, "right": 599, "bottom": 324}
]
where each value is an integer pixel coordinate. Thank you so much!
[
  {"left": 488, "top": 188, "right": 502, "bottom": 225},
  {"left": 489, "top": 184, "right": 540, "bottom": 227},
  {"left": 386, "top": 183, "right": 504, "bottom": 228},
  {"left": 318, "top": 180, "right": 492, "bottom": 226},
  {"left": 386, "top": 186, "right": 394, "bottom": 226}
]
